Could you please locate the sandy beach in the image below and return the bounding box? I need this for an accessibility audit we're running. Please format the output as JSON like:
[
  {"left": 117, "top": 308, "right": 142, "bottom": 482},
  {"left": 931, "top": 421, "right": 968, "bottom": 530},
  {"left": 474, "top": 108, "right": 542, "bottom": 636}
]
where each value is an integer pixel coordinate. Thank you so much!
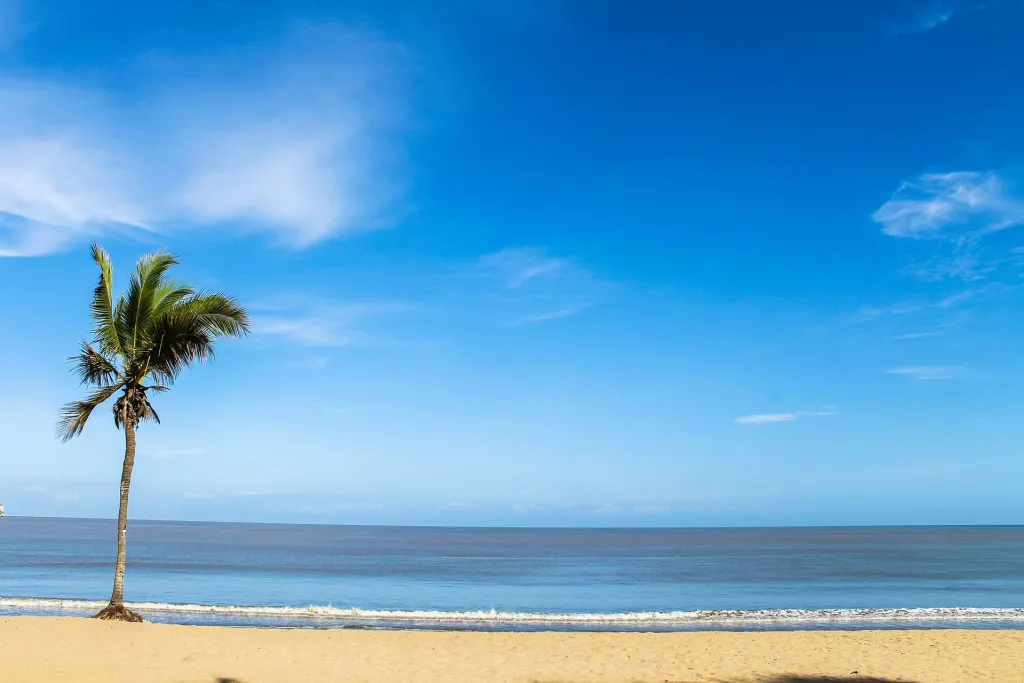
[{"left": 1, "top": 617, "right": 1022, "bottom": 683}]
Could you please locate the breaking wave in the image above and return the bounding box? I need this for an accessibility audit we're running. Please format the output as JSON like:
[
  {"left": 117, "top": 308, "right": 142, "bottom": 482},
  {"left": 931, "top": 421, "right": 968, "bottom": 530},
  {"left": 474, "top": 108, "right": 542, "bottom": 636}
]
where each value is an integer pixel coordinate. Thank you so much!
[{"left": 3, "top": 597, "right": 1024, "bottom": 629}]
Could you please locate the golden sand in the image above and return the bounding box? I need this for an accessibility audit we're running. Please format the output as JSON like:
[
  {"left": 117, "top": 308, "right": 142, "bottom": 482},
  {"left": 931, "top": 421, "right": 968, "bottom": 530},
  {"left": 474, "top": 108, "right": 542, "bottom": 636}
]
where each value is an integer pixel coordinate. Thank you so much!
[{"left": 1, "top": 616, "right": 1022, "bottom": 682}]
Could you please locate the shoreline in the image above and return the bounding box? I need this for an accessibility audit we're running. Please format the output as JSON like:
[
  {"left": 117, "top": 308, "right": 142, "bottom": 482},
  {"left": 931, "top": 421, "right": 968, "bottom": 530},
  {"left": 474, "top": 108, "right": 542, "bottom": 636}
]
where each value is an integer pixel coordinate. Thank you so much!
[
  {"left": 3, "top": 616, "right": 1024, "bottom": 682},
  {"left": 5, "top": 596, "right": 1024, "bottom": 632}
]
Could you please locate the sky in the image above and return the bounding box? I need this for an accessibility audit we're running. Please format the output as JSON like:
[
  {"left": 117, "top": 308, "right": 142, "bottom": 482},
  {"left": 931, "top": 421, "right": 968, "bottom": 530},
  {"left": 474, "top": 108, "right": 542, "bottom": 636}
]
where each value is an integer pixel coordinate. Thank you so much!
[{"left": 2, "top": 0, "right": 1024, "bottom": 527}]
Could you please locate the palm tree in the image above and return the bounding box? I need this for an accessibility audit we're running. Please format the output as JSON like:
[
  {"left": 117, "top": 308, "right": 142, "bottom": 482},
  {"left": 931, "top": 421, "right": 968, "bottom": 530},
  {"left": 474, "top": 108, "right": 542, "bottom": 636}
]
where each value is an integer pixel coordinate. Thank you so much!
[{"left": 58, "top": 244, "right": 250, "bottom": 622}]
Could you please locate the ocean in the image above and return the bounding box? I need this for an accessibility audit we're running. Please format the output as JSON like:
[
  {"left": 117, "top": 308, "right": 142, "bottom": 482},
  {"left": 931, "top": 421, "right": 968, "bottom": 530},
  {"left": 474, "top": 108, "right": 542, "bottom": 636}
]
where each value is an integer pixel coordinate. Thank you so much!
[{"left": 2, "top": 517, "right": 1023, "bottom": 631}]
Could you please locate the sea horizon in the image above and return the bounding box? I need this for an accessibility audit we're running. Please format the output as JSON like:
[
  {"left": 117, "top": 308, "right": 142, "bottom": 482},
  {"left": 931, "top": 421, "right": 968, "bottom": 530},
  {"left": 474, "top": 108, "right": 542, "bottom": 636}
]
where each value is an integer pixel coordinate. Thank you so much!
[{"left": 8, "top": 514, "right": 1024, "bottom": 530}]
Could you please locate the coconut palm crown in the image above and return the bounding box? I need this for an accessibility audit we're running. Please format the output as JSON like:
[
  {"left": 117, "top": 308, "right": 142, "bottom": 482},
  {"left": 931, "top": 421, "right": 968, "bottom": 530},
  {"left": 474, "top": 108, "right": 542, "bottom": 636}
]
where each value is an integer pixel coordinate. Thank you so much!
[{"left": 58, "top": 243, "right": 250, "bottom": 621}]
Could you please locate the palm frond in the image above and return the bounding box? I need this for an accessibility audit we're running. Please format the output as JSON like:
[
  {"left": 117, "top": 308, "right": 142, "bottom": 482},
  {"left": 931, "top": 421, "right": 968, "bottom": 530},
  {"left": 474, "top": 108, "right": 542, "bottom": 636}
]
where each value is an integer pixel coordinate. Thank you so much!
[
  {"left": 142, "top": 397, "right": 161, "bottom": 424},
  {"left": 120, "top": 250, "right": 180, "bottom": 352},
  {"left": 56, "top": 382, "right": 124, "bottom": 442},
  {"left": 70, "top": 341, "right": 124, "bottom": 386},
  {"left": 182, "top": 291, "right": 252, "bottom": 337},
  {"left": 89, "top": 244, "right": 124, "bottom": 356},
  {"left": 144, "top": 325, "right": 216, "bottom": 384},
  {"left": 148, "top": 281, "right": 194, "bottom": 323},
  {"left": 144, "top": 292, "right": 251, "bottom": 384}
]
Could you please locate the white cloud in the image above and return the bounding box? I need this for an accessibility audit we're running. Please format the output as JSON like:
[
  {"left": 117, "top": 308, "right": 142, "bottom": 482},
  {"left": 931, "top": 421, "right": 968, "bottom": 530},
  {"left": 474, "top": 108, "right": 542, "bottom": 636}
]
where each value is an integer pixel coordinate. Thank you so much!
[
  {"left": 177, "top": 135, "right": 351, "bottom": 246},
  {"left": 872, "top": 172, "right": 1024, "bottom": 239},
  {"left": 906, "top": 2, "right": 957, "bottom": 33},
  {"left": 885, "top": 365, "right": 965, "bottom": 380},
  {"left": 0, "top": 24, "right": 409, "bottom": 257},
  {"left": 0, "top": 82, "right": 149, "bottom": 256},
  {"left": 853, "top": 301, "right": 925, "bottom": 322},
  {"left": 854, "top": 289, "right": 980, "bottom": 323},
  {"left": 893, "top": 330, "right": 946, "bottom": 340},
  {"left": 476, "top": 248, "right": 571, "bottom": 289},
  {"left": 735, "top": 413, "right": 801, "bottom": 424},
  {"left": 888, "top": 1, "right": 995, "bottom": 35},
  {"left": 505, "top": 303, "right": 591, "bottom": 326},
  {"left": 473, "top": 247, "right": 608, "bottom": 325},
  {"left": 734, "top": 410, "right": 837, "bottom": 425},
  {"left": 255, "top": 301, "right": 405, "bottom": 347},
  {"left": 871, "top": 171, "right": 1024, "bottom": 293}
]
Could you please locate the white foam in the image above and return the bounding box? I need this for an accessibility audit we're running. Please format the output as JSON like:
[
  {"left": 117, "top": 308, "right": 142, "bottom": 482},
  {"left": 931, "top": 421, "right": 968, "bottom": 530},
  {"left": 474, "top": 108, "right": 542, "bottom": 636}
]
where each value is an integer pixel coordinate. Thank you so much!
[{"left": 2, "top": 597, "right": 1024, "bottom": 626}]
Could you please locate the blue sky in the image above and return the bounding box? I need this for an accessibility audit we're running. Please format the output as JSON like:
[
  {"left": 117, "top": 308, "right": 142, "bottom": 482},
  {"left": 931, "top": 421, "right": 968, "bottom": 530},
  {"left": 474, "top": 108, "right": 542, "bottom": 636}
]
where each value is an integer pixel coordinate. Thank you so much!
[{"left": 3, "top": 0, "right": 1024, "bottom": 526}]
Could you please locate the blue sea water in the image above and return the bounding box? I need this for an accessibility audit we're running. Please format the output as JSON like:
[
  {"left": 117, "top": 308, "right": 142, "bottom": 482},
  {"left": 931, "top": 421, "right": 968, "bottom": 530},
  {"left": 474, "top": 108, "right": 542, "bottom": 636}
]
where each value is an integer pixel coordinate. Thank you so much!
[{"left": 1, "top": 517, "right": 1023, "bottom": 630}]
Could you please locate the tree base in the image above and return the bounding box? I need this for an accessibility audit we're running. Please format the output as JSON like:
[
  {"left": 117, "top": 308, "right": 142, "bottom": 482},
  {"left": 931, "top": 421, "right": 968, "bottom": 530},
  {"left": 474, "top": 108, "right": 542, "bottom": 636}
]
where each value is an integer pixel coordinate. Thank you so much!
[{"left": 92, "top": 603, "right": 145, "bottom": 622}]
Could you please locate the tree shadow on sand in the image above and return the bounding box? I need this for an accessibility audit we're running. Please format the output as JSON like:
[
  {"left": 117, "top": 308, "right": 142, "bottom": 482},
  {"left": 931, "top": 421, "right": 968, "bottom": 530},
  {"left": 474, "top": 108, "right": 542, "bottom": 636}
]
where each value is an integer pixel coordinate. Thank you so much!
[
  {"left": 749, "top": 677, "right": 919, "bottom": 683},
  {"left": 538, "top": 677, "right": 918, "bottom": 683}
]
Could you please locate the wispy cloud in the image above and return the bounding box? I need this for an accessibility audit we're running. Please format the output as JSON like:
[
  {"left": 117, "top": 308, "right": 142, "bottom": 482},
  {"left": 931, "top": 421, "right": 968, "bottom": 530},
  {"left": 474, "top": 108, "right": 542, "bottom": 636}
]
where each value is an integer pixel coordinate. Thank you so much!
[
  {"left": 872, "top": 171, "right": 1024, "bottom": 240},
  {"left": 893, "top": 330, "right": 946, "bottom": 340},
  {"left": 505, "top": 303, "right": 592, "bottom": 327},
  {"left": 734, "top": 410, "right": 838, "bottom": 425},
  {"left": 854, "top": 289, "right": 980, "bottom": 323},
  {"left": 858, "top": 169, "right": 1015, "bottom": 319},
  {"left": 870, "top": 171, "right": 1024, "bottom": 306},
  {"left": 888, "top": 1, "right": 997, "bottom": 35},
  {"left": 255, "top": 301, "right": 406, "bottom": 347},
  {"left": 476, "top": 248, "right": 573, "bottom": 289},
  {"left": 853, "top": 302, "right": 927, "bottom": 323},
  {"left": 473, "top": 247, "right": 609, "bottom": 325},
  {"left": 0, "top": 24, "right": 410, "bottom": 257},
  {"left": 885, "top": 365, "right": 966, "bottom": 380},
  {"left": 901, "top": 2, "right": 957, "bottom": 33}
]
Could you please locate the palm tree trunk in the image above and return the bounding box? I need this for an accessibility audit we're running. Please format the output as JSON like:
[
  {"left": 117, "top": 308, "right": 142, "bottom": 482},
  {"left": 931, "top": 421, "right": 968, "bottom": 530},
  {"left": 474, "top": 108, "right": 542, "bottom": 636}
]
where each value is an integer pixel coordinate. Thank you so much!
[
  {"left": 110, "top": 417, "right": 135, "bottom": 605},
  {"left": 93, "top": 419, "right": 144, "bottom": 622}
]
